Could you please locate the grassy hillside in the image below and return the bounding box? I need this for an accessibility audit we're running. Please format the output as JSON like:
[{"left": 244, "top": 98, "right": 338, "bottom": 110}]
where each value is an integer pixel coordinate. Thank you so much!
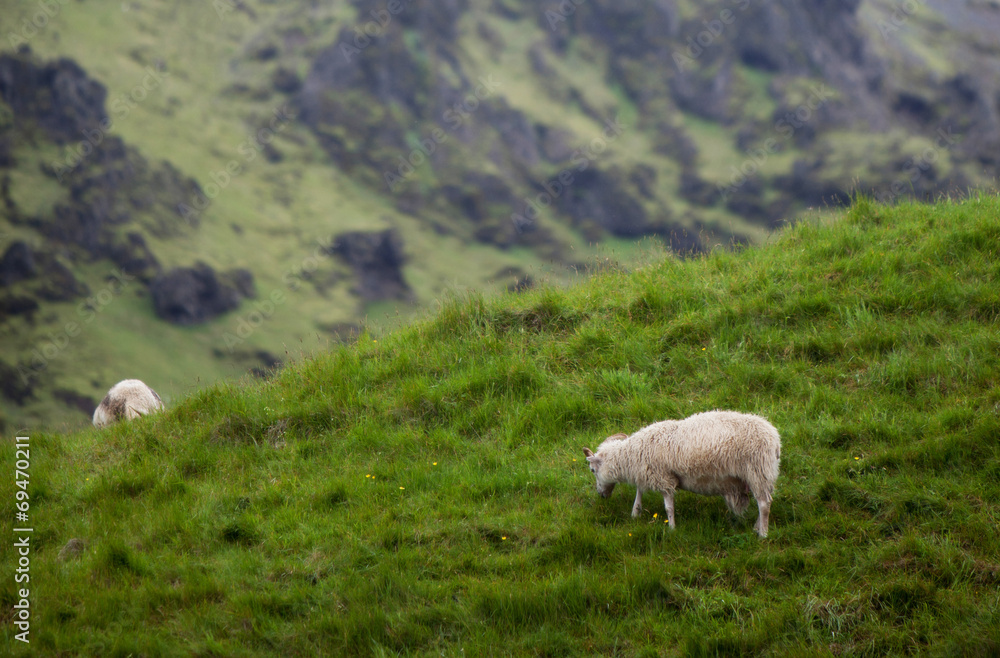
[
  {"left": 8, "top": 0, "right": 1000, "bottom": 432},
  {"left": 4, "top": 196, "right": 1000, "bottom": 655},
  {"left": 3, "top": 0, "right": 650, "bottom": 431}
]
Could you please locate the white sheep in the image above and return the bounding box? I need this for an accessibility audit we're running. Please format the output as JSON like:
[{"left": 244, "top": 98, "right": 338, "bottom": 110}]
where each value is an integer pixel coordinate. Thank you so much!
[
  {"left": 92, "top": 379, "right": 164, "bottom": 428},
  {"left": 583, "top": 410, "right": 781, "bottom": 537}
]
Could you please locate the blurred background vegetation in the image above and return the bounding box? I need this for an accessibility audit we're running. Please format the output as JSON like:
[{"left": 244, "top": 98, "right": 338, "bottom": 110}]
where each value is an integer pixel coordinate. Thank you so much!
[{"left": 2, "top": 0, "right": 998, "bottom": 430}]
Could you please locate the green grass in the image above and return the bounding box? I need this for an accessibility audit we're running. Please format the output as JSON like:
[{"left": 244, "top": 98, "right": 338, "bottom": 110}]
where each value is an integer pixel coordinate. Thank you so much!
[{"left": 4, "top": 195, "right": 1000, "bottom": 654}]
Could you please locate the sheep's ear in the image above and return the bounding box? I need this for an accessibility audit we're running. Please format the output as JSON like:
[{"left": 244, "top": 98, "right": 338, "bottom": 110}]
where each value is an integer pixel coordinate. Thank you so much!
[{"left": 583, "top": 448, "right": 594, "bottom": 458}]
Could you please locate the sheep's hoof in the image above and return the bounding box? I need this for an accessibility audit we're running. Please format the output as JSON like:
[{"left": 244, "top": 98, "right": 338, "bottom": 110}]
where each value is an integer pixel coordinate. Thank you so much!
[{"left": 631, "top": 508, "right": 642, "bottom": 518}]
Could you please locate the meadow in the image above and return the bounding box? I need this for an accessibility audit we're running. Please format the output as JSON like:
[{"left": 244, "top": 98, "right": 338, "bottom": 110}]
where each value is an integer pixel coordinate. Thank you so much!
[{"left": 3, "top": 195, "right": 1000, "bottom": 655}]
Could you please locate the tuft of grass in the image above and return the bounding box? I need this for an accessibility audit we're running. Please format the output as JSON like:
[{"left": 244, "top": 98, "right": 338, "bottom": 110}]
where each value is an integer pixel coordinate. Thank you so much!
[{"left": 5, "top": 195, "right": 1000, "bottom": 655}]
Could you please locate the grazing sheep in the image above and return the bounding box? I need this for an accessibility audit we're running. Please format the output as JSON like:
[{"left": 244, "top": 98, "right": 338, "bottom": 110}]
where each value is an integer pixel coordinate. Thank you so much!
[
  {"left": 92, "top": 379, "right": 164, "bottom": 428},
  {"left": 583, "top": 410, "right": 781, "bottom": 537}
]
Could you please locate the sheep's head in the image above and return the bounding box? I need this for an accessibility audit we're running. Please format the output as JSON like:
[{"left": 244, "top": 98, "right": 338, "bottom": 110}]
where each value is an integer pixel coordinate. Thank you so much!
[{"left": 582, "top": 447, "right": 615, "bottom": 498}]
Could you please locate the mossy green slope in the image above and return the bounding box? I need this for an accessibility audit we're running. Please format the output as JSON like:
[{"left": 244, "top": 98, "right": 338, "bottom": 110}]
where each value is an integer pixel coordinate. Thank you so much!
[
  {"left": 7, "top": 0, "right": 1000, "bottom": 431},
  {"left": 4, "top": 195, "right": 1000, "bottom": 655}
]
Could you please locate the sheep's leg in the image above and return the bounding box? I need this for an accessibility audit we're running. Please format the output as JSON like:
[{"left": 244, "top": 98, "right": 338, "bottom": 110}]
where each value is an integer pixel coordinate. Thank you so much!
[
  {"left": 724, "top": 491, "right": 749, "bottom": 517},
  {"left": 662, "top": 490, "right": 676, "bottom": 530},
  {"left": 632, "top": 488, "right": 643, "bottom": 517},
  {"left": 755, "top": 494, "right": 772, "bottom": 537}
]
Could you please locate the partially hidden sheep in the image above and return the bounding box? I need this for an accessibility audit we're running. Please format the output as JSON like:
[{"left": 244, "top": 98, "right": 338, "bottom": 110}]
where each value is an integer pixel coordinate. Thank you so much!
[
  {"left": 92, "top": 379, "right": 164, "bottom": 428},
  {"left": 583, "top": 410, "right": 781, "bottom": 537}
]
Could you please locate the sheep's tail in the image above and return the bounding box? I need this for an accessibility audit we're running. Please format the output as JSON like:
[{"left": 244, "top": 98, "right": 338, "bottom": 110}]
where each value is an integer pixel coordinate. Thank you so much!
[{"left": 745, "top": 424, "right": 781, "bottom": 502}]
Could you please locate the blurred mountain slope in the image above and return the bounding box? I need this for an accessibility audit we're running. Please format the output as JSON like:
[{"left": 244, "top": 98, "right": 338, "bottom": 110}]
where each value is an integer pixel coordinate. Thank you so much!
[{"left": 1, "top": 0, "right": 997, "bottom": 430}]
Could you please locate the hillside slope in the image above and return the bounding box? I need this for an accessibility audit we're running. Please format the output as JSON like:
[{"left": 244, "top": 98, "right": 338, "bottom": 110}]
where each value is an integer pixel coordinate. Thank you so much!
[
  {"left": 4, "top": 196, "right": 999, "bottom": 655},
  {"left": 4, "top": 0, "right": 1000, "bottom": 430}
]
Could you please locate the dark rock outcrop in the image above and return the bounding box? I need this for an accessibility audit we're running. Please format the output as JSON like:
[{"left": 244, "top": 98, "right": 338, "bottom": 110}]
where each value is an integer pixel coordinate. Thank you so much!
[
  {"left": 494, "top": 266, "right": 534, "bottom": 293},
  {"left": 54, "top": 388, "right": 97, "bottom": 415},
  {"left": 0, "top": 242, "right": 89, "bottom": 319},
  {"left": 0, "top": 359, "right": 34, "bottom": 404},
  {"left": 1, "top": 52, "right": 203, "bottom": 317},
  {"left": 679, "top": 170, "right": 721, "bottom": 207},
  {"left": 774, "top": 159, "right": 851, "bottom": 209},
  {"left": 665, "top": 226, "right": 704, "bottom": 256},
  {"left": 555, "top": 168, "right": 649, "bottom": 237},
  {"left": 34, "top": 260, "right": 89, "bottom": 302},
  {"left": 106, "top": 232, "right": 162, "bottom": 284},
  {"left": 0, "top": 294, "right": 39, "bottom": 322},
  {"left": 150, "top": 263, "right": 253, "bottom": 325},
  {"left": 272, "top": 66, "right": 302, "bottom": 94},
  {"left": 0, "top": 52, "right": 109, "bottom": 144},
  {"left": 0, "top": 51, "right": 213, "bottom": 334},
  {"left": 0, "top": 241, "right": 37, "bottom": 285},
  {"left": 330, "top": 229, "right": 411, "bottom": 302},
  {"left": 42, "top": 136, "right": 203, "bottom": 254},
  {"left": 295, "top": 1, "right": 561, "bottom": 249}
]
